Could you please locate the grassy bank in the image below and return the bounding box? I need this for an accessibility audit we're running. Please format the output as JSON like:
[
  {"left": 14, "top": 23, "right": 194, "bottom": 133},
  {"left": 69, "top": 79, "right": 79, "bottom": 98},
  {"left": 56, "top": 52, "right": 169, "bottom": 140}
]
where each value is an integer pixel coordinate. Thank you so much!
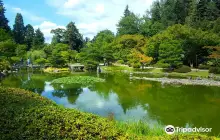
[
  {"left": 0, "top": 87, "right": 218, "bottom": 139},
  {"left": 102, "top": 66, "right": 212, "bottom": 79}
]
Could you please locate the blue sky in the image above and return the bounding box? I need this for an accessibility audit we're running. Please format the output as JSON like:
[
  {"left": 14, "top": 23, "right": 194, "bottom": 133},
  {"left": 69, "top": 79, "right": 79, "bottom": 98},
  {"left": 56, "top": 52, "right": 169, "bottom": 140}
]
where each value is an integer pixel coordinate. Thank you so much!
[{"left": 4, "top": 0, "right": 154, "bottom": 43}]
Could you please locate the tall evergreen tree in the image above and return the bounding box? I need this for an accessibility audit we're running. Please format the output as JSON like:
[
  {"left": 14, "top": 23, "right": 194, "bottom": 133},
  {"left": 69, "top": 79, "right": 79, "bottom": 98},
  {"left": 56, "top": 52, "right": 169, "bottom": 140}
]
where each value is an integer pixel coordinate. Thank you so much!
[
  {"left": 196, "top": 0, "right": 209, "bottom": 21},
  {"left": 64, "top": 22, "right": 83, "bottom": 52},
  {"left": 185, "top": 0, "right": 197, "bottom": 27},
  {"left": 33, "top": 28, "right": 45, "bottom": 49},
  {"left": 24, "top": 24, "right": 34, "bottom": 51},
  {"left": 13, "top": 13, "right": 25, "bottom": 44},
  {"left": 0, "top": 0, "right": 10, "bottom": 32},
  {"left": 124, "top": 5, "right": 131, "bottom": 17},
  {"left": 151, "top": 0, "right": 161, "bottom": 23},
  {"left": 51, "top": 28, "right": 65, "bottom": 45}
]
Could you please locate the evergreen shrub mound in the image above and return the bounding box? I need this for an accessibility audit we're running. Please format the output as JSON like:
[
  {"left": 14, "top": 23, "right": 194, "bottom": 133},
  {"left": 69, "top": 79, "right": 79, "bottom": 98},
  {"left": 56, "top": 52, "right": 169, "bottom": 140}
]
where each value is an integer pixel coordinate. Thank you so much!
[
  {"left": 209, "top": 67, "right": 220, "bottom": 74},
  {"left": 174, "top": 65, "right": 191, "bottom": 73},
  {"left": 0, "top": 87, "right": 218, "bottom": 140},
  {"left": 51, "top": 76, "right": 105, "bottom": 86},
  {"left": 0, "top": 87, "right": 127, "bottom": 140}
]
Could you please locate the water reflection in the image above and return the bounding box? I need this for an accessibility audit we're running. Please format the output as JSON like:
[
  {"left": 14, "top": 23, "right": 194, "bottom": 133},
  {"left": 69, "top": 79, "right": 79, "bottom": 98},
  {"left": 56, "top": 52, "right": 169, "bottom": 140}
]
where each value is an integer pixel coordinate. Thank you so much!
[{"left": 1, "top": 72, "right": 220, "bottom": 135}]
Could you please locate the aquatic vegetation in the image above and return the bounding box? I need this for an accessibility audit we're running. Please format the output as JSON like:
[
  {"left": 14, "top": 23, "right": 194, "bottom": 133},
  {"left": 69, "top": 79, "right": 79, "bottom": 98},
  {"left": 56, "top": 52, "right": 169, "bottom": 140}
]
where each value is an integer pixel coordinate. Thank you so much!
[{"left": 51, "top": 76, "right": 105, "bottom": 86}]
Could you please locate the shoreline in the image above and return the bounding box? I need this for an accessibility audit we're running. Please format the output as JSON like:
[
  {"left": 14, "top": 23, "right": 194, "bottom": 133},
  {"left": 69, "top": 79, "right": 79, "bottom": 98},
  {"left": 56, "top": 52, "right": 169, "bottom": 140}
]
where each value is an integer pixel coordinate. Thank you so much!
[{"left": 131, "top": 76, "right": 220, "bottom": 87}]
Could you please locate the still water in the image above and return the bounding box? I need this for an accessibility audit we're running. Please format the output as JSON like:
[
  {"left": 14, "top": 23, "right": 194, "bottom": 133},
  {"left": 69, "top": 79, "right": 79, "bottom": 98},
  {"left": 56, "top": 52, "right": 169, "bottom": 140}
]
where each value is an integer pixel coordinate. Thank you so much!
[{"left": 1, "top": 71, "right": 220, "bottom": 135}]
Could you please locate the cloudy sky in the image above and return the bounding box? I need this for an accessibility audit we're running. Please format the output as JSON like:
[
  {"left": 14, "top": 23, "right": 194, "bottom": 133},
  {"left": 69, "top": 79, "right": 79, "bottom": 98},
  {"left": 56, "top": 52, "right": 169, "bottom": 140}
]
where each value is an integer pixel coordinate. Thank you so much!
[{"left": 5, "top": 0, "right": 154, "bottom": 43}]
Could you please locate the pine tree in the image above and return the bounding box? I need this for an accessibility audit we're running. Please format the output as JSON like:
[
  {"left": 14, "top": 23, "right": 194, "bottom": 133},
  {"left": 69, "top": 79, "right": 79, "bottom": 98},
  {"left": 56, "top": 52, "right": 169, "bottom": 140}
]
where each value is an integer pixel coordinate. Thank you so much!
[
  {"left": 185, "top": 0, "right": 197, "bottom": 27},
  {"left": 196, "top": 0, "right": 209, "bottom": 21},
  {"left": 64, "top": 22, "right": 83, "bottom": 52},
  {"left": 13, "top": 13, "right": 25, "bottom": 44},
  {"left": 0, "top": 0, "right": 10, "bottom": 32},
  {"left": 24, "top": 24, "right": 34, "bottom": 50},
  {"left": 124, "top": 5, "right": 131, "bottom": 17},
  {"left": 33, "top": 28, "right": 45, "bottom": 49},
  {"left": 151, "top": 1, "right": 161, "bottom": 23}
]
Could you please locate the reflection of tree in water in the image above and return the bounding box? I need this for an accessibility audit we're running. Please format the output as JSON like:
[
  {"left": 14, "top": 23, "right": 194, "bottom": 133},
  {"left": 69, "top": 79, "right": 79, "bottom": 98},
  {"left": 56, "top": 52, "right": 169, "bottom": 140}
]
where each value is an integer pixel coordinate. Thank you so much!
[{"left": 52, "top": 84, "right": 83, "bottom": 104}]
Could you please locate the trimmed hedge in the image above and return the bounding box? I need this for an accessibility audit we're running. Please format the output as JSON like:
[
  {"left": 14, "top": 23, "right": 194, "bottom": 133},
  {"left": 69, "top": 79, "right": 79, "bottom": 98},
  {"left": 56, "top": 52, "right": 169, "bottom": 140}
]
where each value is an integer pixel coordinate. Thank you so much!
[
  {"left": 174, "top": 65, "right": 191, "bottom": 73},
  {"left": 0, "top": 87, "right": 218, "bottom": 140},
  {"left": 209, "top": 67, "right": 220, "bottom": 74}
]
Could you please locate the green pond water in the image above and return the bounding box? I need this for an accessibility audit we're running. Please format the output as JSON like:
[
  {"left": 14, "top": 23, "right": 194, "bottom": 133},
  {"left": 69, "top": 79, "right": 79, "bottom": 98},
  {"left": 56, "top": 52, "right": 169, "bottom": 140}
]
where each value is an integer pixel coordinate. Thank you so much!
[{"left": 1, "top": 71, "right": 220, "bottom": 136}]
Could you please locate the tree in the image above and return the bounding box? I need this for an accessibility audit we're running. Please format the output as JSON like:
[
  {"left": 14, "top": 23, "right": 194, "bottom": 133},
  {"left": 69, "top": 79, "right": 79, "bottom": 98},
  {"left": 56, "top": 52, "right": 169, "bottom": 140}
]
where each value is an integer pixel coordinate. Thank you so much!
[
  {"left": 124, "top": 5, "right": 131, "bottom": 17},
  {"left": 204, "top": 46, "right": 220, "bottom": 66},
  {"left": 150, "top": 0, "right": 161, "bottom": 23},
  {"left": 0, "top": 0, "right": 10, "bottom": 32},
  {"left": 24, "top": 24, "right": 34, "bottom": 50},
  {"left": 16, "top": 44, "right": 27, "bottom": 59},
  {"left": 33, "top": 28, "right": 45, "bottom": 49},
  {"left": 50, "top": 43, "right": 77, "bottom": 67},
  {"left": 0, "top": 29, "right": 11, "bottom": 42},
  {"left": 51, "top": 28, "right": 65, "bottom": 45},
  {"left": 117, "top": 13, "right": 141, "bottom": 36},
  {"left": 0, "top": 40, "right": 16, "bottom": 62},
  {"left": 64, "top": 22, "right": 83, "bottom": 52},
  {"left": 13, "top": 13, "right": 25, "bottom": 44}
]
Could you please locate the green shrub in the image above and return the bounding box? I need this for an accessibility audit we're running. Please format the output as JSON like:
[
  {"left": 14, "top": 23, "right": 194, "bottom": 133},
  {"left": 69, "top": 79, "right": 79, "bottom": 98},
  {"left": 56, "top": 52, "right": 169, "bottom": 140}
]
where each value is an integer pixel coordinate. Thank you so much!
[
  {"left": 132, "top": 63, "right": 141, "bottom": 68},
  {"left": 154, "top": 62, "right": 170, "bottom": 68},
  {"left": 0, "top": 87, "right": 128, "bottom": 140},
  {"left": 209, "top": 67, "right": 220, "bottom": 74},
  {"left": 174, "top": 65, "right": 191, "bottom": 73},
  {"left": 198, "top": 64, "right": 210, "bottom": 70},
  {"left": 117, "top": 60, "right": 125, "bottom": 64}
]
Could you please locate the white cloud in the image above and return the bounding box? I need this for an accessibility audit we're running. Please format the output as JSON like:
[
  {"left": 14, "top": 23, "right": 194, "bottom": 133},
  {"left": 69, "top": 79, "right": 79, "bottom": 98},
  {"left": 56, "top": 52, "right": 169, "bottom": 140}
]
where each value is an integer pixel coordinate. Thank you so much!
[
  {"left": 34, "top": 21, "right": 66, "bottom": 43},
  {"left": 64, "top": 0, "right": 81, "bottom": 9},
  {"left": 45, "top": 0, "right": 155, "bottom": 39},
  {"left": 10, "top": 7, "right": 46, "bottom": 22},
  {"left": 95, "top": 4, "right": 105, "bottom": 14}
]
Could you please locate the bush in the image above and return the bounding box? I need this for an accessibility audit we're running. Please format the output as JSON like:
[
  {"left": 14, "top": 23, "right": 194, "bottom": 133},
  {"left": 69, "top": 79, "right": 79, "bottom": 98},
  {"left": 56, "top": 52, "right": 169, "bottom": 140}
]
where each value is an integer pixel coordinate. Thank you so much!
[
  {"left": 174, "top": 65, "right": 191, "bottom": 73},
  {"left": 132, "top": 63, "right": 141, "bottom": 68},
  {"left": 209, "top": 67, "right": 220, "bottom": 74},
  {"left": 0, "top": 87, "right": 127, "bottom": 140},
  {"left": 154, "top": 62, "right": 170, "bottom": 68},
  {"left": 117, "top": 60, "right": 125, "bottom": 64},
  {"left": 198, "top": 64, "right": 210, "bottom": 70}
]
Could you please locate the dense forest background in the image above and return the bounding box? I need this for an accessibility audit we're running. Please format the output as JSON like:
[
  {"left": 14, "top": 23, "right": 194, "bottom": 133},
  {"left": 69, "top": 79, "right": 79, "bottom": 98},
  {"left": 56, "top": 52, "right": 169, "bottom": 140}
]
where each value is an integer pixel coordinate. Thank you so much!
[{"left": 0, "top": 0, "right": 220, "bottom": 71}]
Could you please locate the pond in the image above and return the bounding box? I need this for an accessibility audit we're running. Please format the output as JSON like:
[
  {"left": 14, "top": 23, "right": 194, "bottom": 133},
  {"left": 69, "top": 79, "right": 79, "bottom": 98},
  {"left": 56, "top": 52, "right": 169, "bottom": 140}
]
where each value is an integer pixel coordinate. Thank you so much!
[{"left": 1, "top": 71, "right": 220, "bottom": 136}]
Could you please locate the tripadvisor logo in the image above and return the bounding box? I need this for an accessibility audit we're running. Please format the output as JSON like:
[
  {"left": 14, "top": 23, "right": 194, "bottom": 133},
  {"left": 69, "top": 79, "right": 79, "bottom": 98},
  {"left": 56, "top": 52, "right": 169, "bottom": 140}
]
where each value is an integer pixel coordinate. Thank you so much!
[
  {"left": 165, "top": 125, "right": 175, "bottom": 135},
  {"left": 165, "top": 125, "right": 212, "bottom": 135}
]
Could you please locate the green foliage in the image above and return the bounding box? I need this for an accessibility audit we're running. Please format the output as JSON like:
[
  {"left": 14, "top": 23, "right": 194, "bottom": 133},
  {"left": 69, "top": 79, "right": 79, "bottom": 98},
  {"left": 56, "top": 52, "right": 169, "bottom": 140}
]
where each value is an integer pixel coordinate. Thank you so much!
[
  {"left": 0, "top": 0, "right": 10, "bottom": 32},
  {"left": 51, "top": 76, "right": 105, "bottom": 86},
  {"left": 0, "top": 29, "right": 11, "bottom": 42},
  {"left": 154, "top": 62, "right": 170, "bottom": 68},
  {"left": 51, "top": 28, "right": 65, "bottom": 45},
  {"left": 209, "top": 67, "right": 220, "bottom": 74},
  {"left": 64, "top": 22, "right": 83, "bottom": 52},
  {"left": 0, "top": 40, "right": 16, "bottom": 60},
  {"left": 16, "top": 44, "right": 27, "bottom": 58},
  {"left": 0, "top": 87, "right": 128, "bottom": 140},
  {"left": 198, "top": 64, "right": 211, "bottom": 70},
  {"left": 117, "top": 6, "right": 140, "bottom": 36},
  {"left": 0, "top": 59, "right": 10, "bottom": 71},
  {"left": 33, "top": 28, "right": 45, "bottom": 49},
  {"left": 13, "top": 13, "right": 25, "bottom": 44},
  {"left": 174, "top": 65, "right": 191, "bottom": 73},
  {"left": 24, "top": 24, "right": 34, "bottom": 50},
  {"left": 27, "top": 50, "right": 46, "bottom": 64},
  {"left": 50, "top": 43, "right": 77, "bottom": 67}
]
